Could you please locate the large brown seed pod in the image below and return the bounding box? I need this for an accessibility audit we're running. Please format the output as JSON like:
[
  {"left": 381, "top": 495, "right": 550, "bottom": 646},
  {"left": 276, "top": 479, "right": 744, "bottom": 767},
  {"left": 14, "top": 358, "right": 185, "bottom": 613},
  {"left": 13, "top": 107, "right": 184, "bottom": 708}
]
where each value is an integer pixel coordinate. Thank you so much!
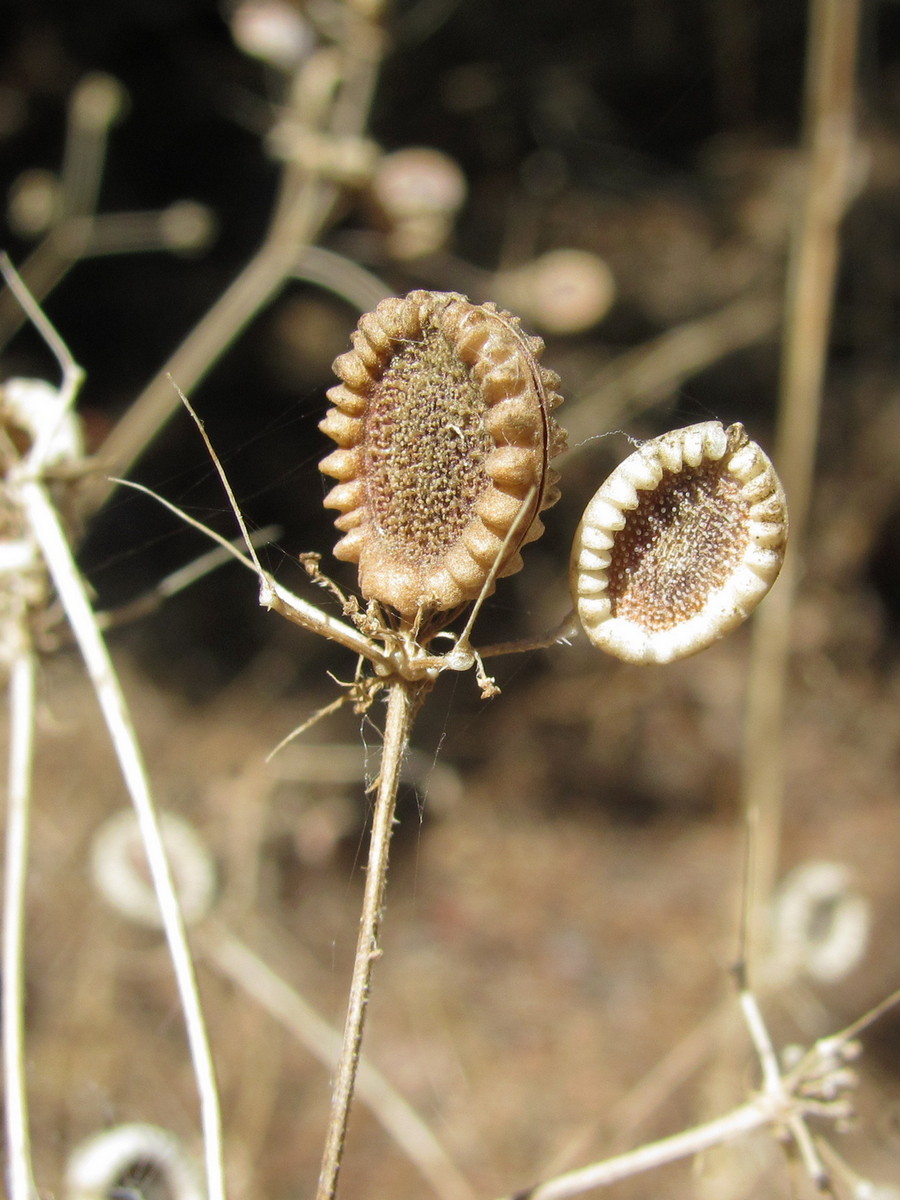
[
  {"left": 570, "top": 421, "right": 788, "bottom": 664},
  {"left": 320, "top": 291, "right": 566, "bottom": 617}
]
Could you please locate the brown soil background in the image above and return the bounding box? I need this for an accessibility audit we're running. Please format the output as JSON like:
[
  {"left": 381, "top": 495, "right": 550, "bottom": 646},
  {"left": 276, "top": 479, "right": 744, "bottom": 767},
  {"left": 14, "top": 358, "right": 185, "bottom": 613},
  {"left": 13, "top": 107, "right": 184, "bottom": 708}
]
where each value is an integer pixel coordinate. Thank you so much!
[{"left": 2, "top": 2, "right": 900, "bottom": 1198}]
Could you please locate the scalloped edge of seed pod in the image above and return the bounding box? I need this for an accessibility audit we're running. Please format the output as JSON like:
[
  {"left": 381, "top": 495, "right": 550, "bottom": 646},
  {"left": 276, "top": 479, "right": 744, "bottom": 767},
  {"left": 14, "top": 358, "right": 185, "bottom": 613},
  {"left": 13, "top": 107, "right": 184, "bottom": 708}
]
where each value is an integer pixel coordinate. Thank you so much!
[
  {"left": 570, "top": 421, "right": 788, "bottom": 664},
  {"left": 320, "top": 290, "right": 566, "bottom": 616}
]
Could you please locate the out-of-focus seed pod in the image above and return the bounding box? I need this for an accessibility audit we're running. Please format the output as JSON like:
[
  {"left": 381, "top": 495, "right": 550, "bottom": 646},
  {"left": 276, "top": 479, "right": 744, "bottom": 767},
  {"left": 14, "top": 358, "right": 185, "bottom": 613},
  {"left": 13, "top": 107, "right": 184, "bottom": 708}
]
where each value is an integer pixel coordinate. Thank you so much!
[
  {"left": 371, "top": 147, "right": 467, "bottom": 259},
  {"left": 767, "top": 861, "right": 870, "bottom": 986},
  {"left": 66, "top": 1124, "right": 204, "bottom": 1200},
  {"left": 494, "top": 249, "right": 615, "bottom": 335},
  {"left": 226, "top": 0, "right": 316, "bottom": 71},
  {"left": 91, "top": 809, "right": 217, "bottom": 929}
]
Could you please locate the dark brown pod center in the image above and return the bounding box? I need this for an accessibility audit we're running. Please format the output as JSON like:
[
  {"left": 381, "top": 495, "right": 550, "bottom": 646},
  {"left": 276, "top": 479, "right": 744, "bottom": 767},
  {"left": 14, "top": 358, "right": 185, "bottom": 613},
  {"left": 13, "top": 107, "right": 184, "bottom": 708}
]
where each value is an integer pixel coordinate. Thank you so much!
[{"left": 607, "top": 461, "right": 750, "bottom": 630}]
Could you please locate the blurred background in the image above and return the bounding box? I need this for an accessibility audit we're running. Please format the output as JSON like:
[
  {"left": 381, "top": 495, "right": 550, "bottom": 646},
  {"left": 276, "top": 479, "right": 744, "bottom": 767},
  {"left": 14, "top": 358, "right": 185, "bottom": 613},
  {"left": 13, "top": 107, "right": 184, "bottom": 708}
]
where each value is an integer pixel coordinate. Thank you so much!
[{"left": 1, "top": 1, "right": 900, "bottom": 1197}]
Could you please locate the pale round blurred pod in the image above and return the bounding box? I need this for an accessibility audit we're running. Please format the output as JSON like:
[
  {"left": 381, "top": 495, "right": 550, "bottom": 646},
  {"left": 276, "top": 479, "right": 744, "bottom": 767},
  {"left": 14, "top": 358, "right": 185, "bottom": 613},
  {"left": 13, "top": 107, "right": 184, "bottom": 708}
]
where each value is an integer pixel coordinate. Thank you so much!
[
  {"left": 493, "top": 248, "right": 616, "bottom": 335},
  {"left": 7, "top": 169, "right": 63, "bottom": 237},
  {"left": 224, "top": 0, "right": 316, "bottom": 71},
  {"left": 370, "top": 147, "right": 467, "bottom": 259},
  {"left": 90, "top": 809, "right": 217, "bottom": 929},
  {"left": 570, "top": 421, "right": 787, "bottom": 664},
  {"left": 66, "top": 1123, "right": 204, "bottom": 1200},
  {"left": 765, "top": 861, "right": 871, "bottom": 987}
]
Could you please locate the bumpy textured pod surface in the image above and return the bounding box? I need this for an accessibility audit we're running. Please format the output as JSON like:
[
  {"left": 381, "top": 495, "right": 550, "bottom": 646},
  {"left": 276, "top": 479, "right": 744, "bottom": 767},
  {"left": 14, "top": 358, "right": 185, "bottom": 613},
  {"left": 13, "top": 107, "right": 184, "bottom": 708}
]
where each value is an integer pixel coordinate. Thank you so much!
[
  {"left": 320, "top": 290, "right": 566, "bottom": 616},
  {"left": 570, "top": 421, "right": 787, "bottom": 664}
]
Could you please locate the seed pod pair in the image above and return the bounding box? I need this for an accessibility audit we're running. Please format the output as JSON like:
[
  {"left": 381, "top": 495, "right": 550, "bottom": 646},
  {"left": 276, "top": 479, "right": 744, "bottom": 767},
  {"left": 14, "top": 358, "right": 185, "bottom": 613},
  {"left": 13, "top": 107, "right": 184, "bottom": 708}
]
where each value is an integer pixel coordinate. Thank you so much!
[
  {"left": 320, "top": 290, "right": 566, "bottom": 619},
  {"left": 320, "top": 291, "right": 787, "bottom": 662}
]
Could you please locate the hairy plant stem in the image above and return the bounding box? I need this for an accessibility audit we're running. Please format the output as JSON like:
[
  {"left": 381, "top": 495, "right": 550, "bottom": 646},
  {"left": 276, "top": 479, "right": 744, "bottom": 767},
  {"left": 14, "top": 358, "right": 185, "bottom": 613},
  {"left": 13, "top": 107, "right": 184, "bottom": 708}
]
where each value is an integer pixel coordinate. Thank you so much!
[{"left": 315, "top": 677, "right": 427, "bottom": 1200}]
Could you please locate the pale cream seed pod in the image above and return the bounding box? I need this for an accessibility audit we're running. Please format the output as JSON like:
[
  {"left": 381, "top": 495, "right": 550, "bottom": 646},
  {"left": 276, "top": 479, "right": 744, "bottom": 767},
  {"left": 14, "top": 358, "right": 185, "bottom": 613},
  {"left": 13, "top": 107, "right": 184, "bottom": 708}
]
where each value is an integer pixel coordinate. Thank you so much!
[
  {"left": 371, "top": 147, "right": 467, "bottom": 259},
  {"left": 493, "top": 248, "right": 616, "bottom": 335},
  {"left": 570, "top": 421, "right": 787, "bottom": 664},
  {"left": 90, "top": 809, "right": 217, "bottom": 929},
  {"left": 766, "top": 861, "right": 870, "bottom": 986},
  {"left": 226, "top": 0, "right": 316, "bottom": 71}
]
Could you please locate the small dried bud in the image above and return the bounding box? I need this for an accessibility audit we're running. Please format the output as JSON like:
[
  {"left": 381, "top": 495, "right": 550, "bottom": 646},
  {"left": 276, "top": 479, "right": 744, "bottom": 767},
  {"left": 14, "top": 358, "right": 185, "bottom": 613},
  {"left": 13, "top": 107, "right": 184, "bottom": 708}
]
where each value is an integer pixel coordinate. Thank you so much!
[
  {"left": 570, "top": 421, "right": 787, "bottom": 663},
  {"left": 7, "top": 169, "right": 62, "bottom": 236},
  {"left": 320, "top": 291, "right": 566, "bottom": 617}
]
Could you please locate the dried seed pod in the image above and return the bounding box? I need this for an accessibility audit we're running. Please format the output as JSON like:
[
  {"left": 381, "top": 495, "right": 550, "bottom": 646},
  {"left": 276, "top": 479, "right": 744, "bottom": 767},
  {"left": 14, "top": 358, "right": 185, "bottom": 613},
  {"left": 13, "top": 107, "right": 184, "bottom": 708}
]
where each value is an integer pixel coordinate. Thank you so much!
[
  {"left": 320, "top": 291, "right": 566, "bottom": 617},
  {"left": 570, "top": 421, "right": 787, "bottom": 664}
]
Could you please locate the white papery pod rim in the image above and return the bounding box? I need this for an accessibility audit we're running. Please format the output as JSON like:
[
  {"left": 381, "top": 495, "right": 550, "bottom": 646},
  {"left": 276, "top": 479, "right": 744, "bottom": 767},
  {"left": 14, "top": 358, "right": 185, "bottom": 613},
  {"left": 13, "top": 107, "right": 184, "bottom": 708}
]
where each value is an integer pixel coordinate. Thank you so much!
[
  {"left": 91, "top": 809, "right": 217, "bottom": 929},
  {"left": 570, "top": 421, "right": 788, "bottom": 664},
  {"left": 66, "top": 1123, "right": 204, "bottom": 1200},
  {"left": 766, "top": 861, "right": 870, "bottom": 986}
]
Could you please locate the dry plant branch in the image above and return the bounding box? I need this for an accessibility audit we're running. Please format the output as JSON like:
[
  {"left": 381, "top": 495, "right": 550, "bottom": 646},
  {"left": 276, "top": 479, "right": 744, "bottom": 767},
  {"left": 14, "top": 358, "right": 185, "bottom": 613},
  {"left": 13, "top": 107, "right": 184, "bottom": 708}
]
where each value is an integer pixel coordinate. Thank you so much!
[
  {"left": 90, "top": 8, "right": 386, "bottom": 511},
  {"left": 741, "top": 0, "right": 862, "bottom": 974},
  {"left": 144, "top": 284, "right": 793, "bottom": 1198},
  {"left": 495, "top": 982, "right": 900, "bottom": 1200},
  {"left": 0, "top": 76, "right": 213, "bottom": 350},
  {"left": 0, "top": 259, "right": 224, "bottom": 1200},
  {"left": 0, "top": 75, "right": 124, "bottom": 343}
]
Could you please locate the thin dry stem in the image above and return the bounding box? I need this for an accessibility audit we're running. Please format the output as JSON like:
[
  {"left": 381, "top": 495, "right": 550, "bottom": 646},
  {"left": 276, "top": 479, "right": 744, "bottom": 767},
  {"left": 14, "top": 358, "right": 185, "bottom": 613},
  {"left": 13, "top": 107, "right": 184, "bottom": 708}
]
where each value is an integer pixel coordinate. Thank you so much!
[
  {"left": 203, "top": 921, "right": 476, "bottom": 1200},
  {"left": 90, "top": 12, "right": 385, "bottom": 510},
  {"left": 114, "top": 476, "right": 391, "bottom": 668},
  {"left": 20, "top": 478, "right": 226, "bottom": 1200},
  {"left": 0, "top": 254, "right": 85, "bottom": 427},
  {"left": 0, "top": 77, "right": 122, "bottom": 344},
  {"left": 3, "top": 643, "right": 37, "bottom": 1200},
  {"left": 498, "top": 1100, "right": 771, "bottom": 1200},
  {"left": 562, "top": 289, "right": 781, "bottom": 461},
  {"left": 315, "top": 678, "right": 425, "bottom": 1200},
  {"left": 497, "top": 979, "right": 872, "bottom": 1200},
  {"left": 741, "top": 0, "right": 862, "bottom": 974}
]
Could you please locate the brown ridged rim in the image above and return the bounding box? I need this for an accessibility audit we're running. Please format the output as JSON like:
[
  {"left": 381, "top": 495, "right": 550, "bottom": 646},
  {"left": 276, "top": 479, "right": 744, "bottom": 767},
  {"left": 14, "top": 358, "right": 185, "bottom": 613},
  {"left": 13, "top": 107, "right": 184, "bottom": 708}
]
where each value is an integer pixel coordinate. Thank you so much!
[{"left": 320, "top": 290, "right": 566, "bottom": 617}]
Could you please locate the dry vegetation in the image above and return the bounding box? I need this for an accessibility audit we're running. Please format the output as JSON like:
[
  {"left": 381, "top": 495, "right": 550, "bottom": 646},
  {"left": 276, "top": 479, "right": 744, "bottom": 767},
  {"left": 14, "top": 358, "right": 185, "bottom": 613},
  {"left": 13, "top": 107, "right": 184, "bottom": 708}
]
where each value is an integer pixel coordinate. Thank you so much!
[{"left": 1, "top": 1, "right": 900, "bottom": 1198}]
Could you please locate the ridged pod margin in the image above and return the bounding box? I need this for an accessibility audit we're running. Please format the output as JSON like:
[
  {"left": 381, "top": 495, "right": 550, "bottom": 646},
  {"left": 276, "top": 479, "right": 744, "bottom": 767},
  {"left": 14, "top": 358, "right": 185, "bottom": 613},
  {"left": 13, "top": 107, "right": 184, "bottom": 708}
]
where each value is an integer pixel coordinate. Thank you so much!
[{"left": 320, "top": 290, "right": 566, "bottom": 617}]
